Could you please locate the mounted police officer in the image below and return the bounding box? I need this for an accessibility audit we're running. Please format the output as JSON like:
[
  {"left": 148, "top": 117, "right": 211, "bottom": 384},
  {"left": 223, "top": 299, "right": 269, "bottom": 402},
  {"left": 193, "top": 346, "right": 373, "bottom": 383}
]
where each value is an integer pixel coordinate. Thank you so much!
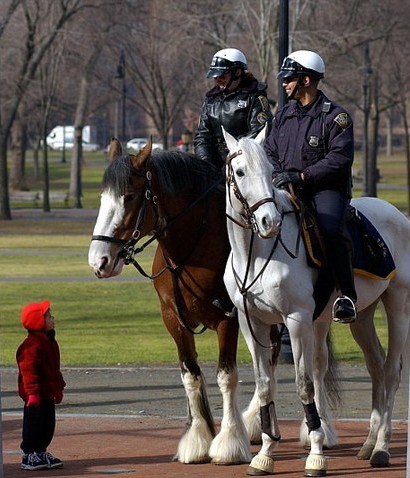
[
  {"left": 195, "top": 48, "right": 273, "bottom": 317},
  {"left": 194, "top": 48, "right": 272, "bottom": 170},
  {"left": 264, "top": 50, "right": 357, "bottom": 323}
]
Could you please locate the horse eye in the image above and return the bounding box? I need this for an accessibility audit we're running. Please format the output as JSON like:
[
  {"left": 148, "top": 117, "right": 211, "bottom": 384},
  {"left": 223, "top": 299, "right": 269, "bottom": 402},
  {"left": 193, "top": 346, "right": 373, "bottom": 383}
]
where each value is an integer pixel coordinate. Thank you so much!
[
  {"left": 236, "top": 169, "right": 245, "bottom": 177},
  {"left": 123, "top": 193, "right": 136, "bottom": 204}
]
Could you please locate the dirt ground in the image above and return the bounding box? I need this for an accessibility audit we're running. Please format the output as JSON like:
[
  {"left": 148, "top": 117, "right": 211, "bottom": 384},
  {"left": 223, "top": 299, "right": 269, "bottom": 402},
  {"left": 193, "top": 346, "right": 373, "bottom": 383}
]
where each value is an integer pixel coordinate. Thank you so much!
[{"left": 1, "top": 364, "right": 408, "bottom": 478}]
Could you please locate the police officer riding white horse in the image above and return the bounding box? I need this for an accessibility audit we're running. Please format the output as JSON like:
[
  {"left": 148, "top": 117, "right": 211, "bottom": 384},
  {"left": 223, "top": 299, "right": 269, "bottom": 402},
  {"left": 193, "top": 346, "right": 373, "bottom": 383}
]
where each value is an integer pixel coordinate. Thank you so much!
[{"left": 264, "top": 50, "right": 357, "bottom": 324}]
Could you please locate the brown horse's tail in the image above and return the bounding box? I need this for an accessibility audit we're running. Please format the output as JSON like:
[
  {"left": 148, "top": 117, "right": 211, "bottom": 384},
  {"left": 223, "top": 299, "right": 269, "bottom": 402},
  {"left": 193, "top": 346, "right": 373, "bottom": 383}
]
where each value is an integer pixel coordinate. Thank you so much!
[{"left": 325, "top": 329, "right": 342, "bottom": 410}]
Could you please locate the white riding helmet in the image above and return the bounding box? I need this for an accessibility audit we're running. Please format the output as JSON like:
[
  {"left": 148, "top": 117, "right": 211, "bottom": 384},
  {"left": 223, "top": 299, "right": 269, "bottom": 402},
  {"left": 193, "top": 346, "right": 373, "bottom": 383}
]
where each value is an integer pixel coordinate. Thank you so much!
[
  {"left": 207, "top": 48, "right": 247, "bottom": 78},
  {"left": 277, "top": 50, "right": 325, "bottom": 80}
]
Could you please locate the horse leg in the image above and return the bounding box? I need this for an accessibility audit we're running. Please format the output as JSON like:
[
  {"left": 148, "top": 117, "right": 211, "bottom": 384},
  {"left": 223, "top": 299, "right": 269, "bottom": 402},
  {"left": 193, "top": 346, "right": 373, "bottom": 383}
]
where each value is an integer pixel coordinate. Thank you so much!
[
  {"left": 288, "top": 317, "right": 327, "bottom": 477},
  {"left": 161, "top": 312, "right": 215, "bottom": 464},
  {"left": 239, "top": 319, "right": 280, "bottom": 476},
  {"left": 208, "top": 316, "right": 252, "bottom": 464},
  {"left": 242, "top": 387, "right": 262, "bottom": 445},
  {"left": 349, "top": 301, "right": 385, "bottom": 462},
  {"left": 242, "top": 324, "right": 279, "bottom": 445},
  {"left": 300, "top": 320, "right": 338, "bottom": 450},
  {"left": 368, "top": 288, "right": 410, "bottom": 467}
]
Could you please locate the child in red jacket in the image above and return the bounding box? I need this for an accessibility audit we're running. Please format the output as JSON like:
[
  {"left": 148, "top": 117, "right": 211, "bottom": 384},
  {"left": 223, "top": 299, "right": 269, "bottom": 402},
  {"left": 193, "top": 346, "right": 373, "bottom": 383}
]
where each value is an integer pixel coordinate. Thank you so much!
[{"left": 16, "top": 300, "right": 66, "bottom": 471}]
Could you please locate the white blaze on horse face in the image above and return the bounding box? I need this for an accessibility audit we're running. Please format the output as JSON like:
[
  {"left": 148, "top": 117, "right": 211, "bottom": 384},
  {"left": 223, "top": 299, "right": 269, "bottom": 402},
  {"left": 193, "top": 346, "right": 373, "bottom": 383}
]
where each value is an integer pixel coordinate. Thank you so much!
[{"left": 88, "top": 191, "right": 126, "bottom": 278}]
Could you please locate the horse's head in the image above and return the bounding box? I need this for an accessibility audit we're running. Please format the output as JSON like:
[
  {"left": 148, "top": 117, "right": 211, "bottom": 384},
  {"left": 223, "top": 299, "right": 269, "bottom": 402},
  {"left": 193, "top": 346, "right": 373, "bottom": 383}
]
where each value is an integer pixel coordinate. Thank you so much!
[
  {"left": 223, "top": 126, "right": 282, "bottom": 238},
  {"left": 88, "top": 137, "right": 157, "bottom": 278}
]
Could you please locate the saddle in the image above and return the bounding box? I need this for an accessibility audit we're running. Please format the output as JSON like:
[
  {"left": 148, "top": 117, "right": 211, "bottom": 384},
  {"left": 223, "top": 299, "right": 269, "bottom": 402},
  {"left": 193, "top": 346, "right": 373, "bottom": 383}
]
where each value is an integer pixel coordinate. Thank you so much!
[{"left": 288, "top": 189, "right": 396, "bottom": 319}]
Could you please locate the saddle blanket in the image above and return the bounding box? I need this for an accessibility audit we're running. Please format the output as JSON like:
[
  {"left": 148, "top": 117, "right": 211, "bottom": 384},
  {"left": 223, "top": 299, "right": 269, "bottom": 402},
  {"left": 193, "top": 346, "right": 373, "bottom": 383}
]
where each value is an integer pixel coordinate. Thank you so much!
[{"left": 348, "top": 208, "right": 396, "bottom": 281}]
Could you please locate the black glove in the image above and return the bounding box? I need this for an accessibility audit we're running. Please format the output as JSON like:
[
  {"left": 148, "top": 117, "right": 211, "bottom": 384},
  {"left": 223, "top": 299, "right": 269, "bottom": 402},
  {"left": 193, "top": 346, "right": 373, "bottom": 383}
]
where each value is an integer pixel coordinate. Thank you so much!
[{"left": 273, "top": 171, "right": 302, "bottom": 189}]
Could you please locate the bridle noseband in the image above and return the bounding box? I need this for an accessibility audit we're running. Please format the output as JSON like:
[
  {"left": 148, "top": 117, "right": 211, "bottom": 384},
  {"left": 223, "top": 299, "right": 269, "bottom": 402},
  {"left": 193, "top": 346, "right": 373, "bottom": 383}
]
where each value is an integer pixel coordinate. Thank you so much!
[{"left": 226, "top": 149, "right": 275, "bottom": 233}]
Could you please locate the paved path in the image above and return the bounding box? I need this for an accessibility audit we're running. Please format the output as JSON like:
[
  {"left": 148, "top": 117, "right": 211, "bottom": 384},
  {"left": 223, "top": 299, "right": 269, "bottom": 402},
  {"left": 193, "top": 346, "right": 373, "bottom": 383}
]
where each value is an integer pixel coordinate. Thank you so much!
[{"left": 1, "top": 364, "right": 408, "bottom": 477}]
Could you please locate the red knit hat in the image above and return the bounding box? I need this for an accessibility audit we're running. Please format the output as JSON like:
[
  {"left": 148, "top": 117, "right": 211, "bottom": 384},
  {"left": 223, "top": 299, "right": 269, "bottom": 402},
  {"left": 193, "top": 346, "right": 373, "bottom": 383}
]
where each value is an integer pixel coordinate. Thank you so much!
[{"left": 21, "top": 300, "right": 50, "bottom": 331}]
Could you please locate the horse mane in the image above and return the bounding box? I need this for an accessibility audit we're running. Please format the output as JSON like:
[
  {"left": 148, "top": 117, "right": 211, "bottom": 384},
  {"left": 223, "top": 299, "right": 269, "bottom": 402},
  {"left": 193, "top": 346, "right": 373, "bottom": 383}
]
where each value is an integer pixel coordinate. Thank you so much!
[
  {"left": 102, "top": 150, "right": 221, "bottom": 198},
  {"left": 237, "top": 136, "right": 269, "bottom": 171}
]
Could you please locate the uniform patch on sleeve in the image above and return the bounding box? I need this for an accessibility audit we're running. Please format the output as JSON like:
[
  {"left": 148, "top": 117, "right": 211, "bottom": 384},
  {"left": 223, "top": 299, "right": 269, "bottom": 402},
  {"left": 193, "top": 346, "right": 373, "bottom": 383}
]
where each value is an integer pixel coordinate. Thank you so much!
[
  {"left": 257, "top": 112, "right": 268, "bottom": 124},
  {"left": 334, "top": 113, "right": 349, "bottom": 130},
  {"left": 258, "top": 95, "right": 269, "bottom": 112}
]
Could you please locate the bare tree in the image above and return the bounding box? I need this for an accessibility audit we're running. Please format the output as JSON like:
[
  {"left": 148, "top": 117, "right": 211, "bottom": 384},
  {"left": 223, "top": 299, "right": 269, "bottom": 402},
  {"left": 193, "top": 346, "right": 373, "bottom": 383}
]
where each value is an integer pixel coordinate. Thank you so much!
[{"left": 0, "top": 0, "right": 109, "bottom": 219}]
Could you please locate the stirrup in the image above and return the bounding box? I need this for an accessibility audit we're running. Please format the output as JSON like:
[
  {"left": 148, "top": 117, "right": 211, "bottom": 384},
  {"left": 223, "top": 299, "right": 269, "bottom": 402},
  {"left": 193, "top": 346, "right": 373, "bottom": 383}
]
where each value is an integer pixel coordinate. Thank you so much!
[{"left": 332, "top": 295, "right": 357, "bottom": 324}]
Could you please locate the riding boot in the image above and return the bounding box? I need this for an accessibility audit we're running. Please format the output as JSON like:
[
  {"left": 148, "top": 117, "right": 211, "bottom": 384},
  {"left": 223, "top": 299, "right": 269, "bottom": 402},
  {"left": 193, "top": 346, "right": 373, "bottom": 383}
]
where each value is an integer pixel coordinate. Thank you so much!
[
  {"left": 329, "top": 250, "right": 357, "bottom": 324},
  {"left": 212, "top": 296, "right": 237, "bottom": 318}
]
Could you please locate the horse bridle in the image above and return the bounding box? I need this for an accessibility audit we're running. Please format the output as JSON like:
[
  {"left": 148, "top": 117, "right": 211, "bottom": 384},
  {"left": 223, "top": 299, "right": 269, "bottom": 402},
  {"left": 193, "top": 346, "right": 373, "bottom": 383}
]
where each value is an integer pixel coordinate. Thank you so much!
[
  {"left": 225, "top": 149, "right": 275, "bottom": 233},
  {"left": 91, "top": 166, "right": 161, "bottom": 269}
]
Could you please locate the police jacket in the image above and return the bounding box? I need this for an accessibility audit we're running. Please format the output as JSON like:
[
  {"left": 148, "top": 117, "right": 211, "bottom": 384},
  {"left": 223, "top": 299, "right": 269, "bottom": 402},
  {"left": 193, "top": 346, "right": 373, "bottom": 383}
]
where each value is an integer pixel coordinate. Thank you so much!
[
  {"left": 264, "top": 90, "right": 354, "bottom": 196},
  {"left": 194, "top": 73, "right": 272, "bottom": 169}
]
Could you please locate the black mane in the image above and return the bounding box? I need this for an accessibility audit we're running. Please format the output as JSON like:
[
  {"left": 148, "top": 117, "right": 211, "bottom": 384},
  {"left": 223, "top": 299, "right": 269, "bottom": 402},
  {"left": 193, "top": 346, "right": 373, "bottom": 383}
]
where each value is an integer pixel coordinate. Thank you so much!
[{"left": 102, "top": 150, "right": 222, "bottom": 198}]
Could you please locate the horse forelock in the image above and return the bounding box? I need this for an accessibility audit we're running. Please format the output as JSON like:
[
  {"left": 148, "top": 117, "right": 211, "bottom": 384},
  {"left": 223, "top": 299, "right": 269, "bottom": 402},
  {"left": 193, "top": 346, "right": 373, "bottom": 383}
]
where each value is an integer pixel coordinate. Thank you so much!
[
  {"left": 102, "top": 154, "right": 132, "bottom": 198},
  {"left": 101, "top": 150, "right": 220, "bottom": 199}
]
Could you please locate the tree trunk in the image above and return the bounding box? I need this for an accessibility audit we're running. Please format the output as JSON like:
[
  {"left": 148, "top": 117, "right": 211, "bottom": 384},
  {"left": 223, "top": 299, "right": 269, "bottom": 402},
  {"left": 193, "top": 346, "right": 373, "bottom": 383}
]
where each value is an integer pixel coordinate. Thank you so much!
[
  {"left": 42, "top": 131, "right": 50, "bottom": 212},
  {"left": 385, "top": 110, "right": 392, "bottom": 157},
  {"left": 0, "top": 128, "right": 12, "bottom": 220},
  {"left": 69, "top": 46, "right": 101, "bottom": 206},
  {"left": 9, "top": 117, "right": 28, "bottom": 191}
]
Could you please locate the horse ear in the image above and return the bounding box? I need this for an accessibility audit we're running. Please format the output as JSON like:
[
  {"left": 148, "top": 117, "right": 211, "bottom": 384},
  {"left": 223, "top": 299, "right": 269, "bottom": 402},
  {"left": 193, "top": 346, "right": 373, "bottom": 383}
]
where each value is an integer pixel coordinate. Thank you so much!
[
  {"left": 254, "top": 124, "right": 268, "bottom": 145},
  {"left": 108, "top": 137, "right": 123, "bottom": 161},
  {"left": 222, "top": 127, "right": 237, "bottom": 153},
  {"left": 131, "top": 136, "right": 152, "bottom": 169}
]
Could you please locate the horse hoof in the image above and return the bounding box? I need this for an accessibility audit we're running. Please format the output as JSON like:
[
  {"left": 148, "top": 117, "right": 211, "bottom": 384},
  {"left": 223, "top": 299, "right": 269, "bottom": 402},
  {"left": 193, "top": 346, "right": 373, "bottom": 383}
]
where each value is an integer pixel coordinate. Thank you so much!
[
  {"left": 370, "top": 450, "right": 390, "bottom": 467},
  {"left": 304, "top": 454, "right": 327, "bottom": 477},
  {"left": 356, "top": 444, "right": 374, "bottom": 460},
  {"left": 247, "top": 454, "right": 274, "bottom": 475}
]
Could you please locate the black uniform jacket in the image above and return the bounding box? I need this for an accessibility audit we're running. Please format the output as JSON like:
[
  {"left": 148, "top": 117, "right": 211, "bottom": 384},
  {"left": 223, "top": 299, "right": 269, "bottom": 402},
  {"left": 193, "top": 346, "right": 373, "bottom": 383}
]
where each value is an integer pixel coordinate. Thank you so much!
[
  {"left": 264, "top": 90, "right": 354, "bottom": 196},
  {"left": 194, "top": 73, "right": 272, "bottom": 169}
]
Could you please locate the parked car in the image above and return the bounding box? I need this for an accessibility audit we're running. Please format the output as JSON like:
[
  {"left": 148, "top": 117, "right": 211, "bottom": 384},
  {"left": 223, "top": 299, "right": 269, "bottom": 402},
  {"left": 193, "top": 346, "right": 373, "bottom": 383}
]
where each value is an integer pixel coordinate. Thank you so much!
[{"left": 126, "top": 137, "right": 163, "bottom": 152}]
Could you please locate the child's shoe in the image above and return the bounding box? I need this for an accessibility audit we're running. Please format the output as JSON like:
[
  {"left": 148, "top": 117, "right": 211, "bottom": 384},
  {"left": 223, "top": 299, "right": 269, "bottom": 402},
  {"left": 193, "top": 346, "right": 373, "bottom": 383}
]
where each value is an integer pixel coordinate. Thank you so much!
[
  {"left": 21, "top": 452, "right": 48, "bottom": 470},
  {"left": 40, "top": 451, "right": 63, "bottom": 469}
]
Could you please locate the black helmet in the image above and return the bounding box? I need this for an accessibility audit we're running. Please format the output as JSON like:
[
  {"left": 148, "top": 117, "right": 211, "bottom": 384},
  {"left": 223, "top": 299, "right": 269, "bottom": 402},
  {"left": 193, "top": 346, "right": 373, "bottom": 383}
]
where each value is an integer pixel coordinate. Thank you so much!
[
  {"left": 207, "top": 48, "right": 247, "bottom": 78},
  {"left": 277, "top": 50, "right": 325, "bottom": 80}
]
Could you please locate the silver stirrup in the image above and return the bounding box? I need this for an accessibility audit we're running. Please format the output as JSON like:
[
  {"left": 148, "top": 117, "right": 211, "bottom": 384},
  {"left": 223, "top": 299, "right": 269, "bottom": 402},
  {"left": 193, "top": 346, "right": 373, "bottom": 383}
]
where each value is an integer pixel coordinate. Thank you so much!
[{"left": 332, "top": 295, "right": 357, "bottom": 324}]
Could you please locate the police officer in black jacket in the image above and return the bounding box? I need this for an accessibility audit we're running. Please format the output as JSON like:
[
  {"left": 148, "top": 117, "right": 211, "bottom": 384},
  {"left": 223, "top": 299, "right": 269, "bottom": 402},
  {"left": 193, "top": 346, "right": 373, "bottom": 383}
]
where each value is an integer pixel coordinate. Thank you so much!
[
  {"left": 194, "top": 48, "right": 272, "bottom": 170},
  {"left": 264, "top": 50, "right": 357, "bottom": 323},
  {"left": 195, "top": 48, "right": 273, "bottom": 317}
]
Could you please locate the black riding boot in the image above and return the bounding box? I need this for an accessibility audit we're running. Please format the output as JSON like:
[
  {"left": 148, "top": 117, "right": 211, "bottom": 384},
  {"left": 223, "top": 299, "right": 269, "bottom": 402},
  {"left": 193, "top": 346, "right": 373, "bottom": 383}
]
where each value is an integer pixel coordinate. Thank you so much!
[
  {"left": 212, "top": 296, "right": 237, "bottom": 318},
  {"left": 329, "top": 249, "right": 357, "bottom": 324}
]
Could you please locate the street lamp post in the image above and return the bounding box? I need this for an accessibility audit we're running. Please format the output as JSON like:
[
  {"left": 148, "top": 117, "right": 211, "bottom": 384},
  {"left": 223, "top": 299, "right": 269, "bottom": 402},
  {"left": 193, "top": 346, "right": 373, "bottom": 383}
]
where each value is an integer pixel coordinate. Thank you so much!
[
  {"left": 115, "top": 49, "right": 126, "bottom": 144},
  {"left": 278, "top": 0, "right": 289, "bottom": 109}
]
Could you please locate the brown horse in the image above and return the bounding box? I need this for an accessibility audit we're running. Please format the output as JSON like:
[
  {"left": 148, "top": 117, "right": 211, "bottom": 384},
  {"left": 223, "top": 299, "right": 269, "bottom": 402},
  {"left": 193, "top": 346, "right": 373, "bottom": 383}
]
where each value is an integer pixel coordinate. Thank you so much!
[{"left": 88, "top": 138, "right": 261, "bottom": 464}]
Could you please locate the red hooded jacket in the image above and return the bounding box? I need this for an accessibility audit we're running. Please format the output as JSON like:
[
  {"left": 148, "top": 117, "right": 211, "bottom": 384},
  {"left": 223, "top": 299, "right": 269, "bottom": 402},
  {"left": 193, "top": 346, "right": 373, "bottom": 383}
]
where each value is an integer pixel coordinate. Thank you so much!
[{"left": 16, "top": 330, "right": 65, "bottom": 402}]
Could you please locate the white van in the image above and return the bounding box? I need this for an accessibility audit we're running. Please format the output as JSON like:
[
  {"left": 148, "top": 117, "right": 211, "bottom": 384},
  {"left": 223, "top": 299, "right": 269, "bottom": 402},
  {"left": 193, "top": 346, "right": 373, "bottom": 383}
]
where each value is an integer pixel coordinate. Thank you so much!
[{"left": 46, "top": 125, "right": 99, "bottom": 151}]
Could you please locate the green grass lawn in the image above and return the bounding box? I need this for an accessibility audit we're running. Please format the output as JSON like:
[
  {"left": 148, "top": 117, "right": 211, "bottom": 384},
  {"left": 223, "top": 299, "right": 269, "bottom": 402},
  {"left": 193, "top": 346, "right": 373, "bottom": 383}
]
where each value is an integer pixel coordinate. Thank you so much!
[{"left": 1, "top": 148, "right": 405, "bottom": 367}]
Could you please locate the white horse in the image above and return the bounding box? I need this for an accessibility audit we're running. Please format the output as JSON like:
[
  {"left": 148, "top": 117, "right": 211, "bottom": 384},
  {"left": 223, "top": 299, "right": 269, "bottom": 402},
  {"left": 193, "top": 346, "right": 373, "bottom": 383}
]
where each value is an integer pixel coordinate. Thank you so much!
[{"left": 223, "top": 127, "right": 410, "bottom": 476}]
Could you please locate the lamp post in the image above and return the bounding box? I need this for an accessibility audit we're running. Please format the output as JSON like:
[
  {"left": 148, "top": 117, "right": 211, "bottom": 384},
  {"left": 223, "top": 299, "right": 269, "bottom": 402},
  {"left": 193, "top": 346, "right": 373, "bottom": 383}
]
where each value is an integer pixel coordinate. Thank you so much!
[
  {"left": 278, "top": 0, "right": 289, "bottom": 109},
  {"left": 115, "top": 49, "right": 126, "bottom": 144}
]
